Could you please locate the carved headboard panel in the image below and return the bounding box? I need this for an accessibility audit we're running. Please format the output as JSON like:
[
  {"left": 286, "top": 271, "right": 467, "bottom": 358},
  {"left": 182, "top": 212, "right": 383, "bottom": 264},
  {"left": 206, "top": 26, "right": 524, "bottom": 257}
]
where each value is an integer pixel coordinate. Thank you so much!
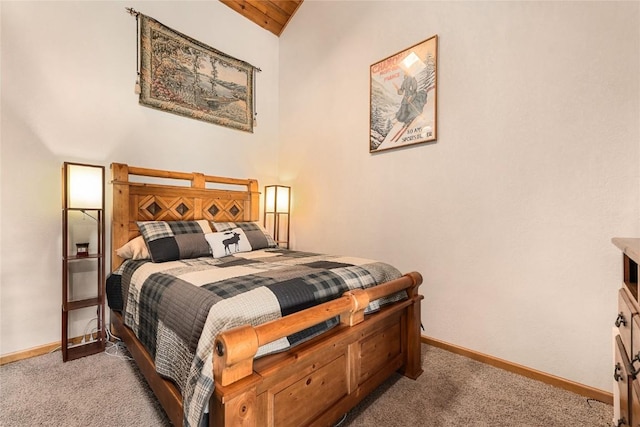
[{"left": 111, "top": 163, "right": 259, "bottom": 270}]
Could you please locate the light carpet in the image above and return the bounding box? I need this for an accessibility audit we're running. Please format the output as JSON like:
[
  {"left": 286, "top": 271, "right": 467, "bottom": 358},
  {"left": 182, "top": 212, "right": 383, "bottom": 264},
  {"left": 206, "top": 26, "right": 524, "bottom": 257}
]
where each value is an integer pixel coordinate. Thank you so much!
[{"left": 0, "top": 343, "right": 612, "bottom": 426}]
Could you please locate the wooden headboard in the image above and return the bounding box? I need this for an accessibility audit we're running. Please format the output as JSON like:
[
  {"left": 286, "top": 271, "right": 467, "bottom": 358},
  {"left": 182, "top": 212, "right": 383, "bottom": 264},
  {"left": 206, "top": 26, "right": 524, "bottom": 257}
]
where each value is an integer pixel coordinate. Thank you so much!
[{"left": 110, "top": 163, "right": 259, "bottom": 271}]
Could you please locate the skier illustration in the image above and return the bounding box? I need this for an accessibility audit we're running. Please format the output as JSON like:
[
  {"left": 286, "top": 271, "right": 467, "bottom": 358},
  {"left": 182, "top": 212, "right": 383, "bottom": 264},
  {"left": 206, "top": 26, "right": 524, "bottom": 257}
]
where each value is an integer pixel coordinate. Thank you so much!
[{"left": 395, "top": 71, "right": 419, "bottom": 125}]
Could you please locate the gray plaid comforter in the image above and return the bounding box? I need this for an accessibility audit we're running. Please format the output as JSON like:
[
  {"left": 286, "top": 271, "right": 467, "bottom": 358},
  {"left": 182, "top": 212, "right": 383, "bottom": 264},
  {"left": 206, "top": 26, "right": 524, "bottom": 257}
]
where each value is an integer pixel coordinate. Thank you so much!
[{"left": 117, "top": 248, "right": 404, "bottom": 427}]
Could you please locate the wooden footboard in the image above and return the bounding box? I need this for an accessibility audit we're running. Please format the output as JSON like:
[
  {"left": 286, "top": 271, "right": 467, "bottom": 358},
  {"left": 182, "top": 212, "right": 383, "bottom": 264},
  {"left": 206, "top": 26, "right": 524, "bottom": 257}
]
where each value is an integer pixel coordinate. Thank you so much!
[
  {"left": 211, "top": 271, "right": 423, "bottom": 426},
  {"left": 112, "top": 271, "right": 423, "bottom": 426}
]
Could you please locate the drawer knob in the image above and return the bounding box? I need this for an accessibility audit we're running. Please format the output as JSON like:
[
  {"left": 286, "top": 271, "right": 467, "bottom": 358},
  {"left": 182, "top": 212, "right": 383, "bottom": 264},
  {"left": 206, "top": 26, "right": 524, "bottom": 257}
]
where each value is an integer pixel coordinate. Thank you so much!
[
  {"left": 614, "top": 362, "right": 624, "bottom": 382},
  {"left": 630, "top": 352, "right": 640, "bottom": 378},
  {"left": 615, "top": 313, "right": 628, "bottom": 327}
]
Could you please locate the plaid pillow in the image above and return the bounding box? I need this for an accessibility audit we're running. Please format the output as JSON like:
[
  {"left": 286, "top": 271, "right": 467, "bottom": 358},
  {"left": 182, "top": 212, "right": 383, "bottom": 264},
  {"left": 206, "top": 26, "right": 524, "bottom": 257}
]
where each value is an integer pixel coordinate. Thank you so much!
[
  {"left": 137, "top": 220, "right": 212, "bottom": 263},
  {"left": 211, "top": 221, "right": 277, "bottom": 249}
]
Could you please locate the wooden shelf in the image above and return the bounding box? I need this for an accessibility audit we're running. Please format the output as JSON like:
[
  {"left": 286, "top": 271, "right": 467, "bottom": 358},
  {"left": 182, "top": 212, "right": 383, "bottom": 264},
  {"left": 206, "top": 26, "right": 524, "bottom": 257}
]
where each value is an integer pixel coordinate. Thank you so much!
[
  {"left": 64, "top": 297, "right": 102, "bottom": 311},
  {"left": 65, "top": 340, "right": 105, "bottom": 361},
  {"left": 65, "top": 254, "right": 103, "bottom": 261}
]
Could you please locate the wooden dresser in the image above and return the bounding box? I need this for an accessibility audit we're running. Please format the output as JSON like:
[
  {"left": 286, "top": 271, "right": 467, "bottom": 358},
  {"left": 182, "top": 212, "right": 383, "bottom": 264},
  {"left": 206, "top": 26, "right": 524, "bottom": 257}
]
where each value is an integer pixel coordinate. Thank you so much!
[{"left": 613, "top": 237, "right": 640, "bottom": 427}]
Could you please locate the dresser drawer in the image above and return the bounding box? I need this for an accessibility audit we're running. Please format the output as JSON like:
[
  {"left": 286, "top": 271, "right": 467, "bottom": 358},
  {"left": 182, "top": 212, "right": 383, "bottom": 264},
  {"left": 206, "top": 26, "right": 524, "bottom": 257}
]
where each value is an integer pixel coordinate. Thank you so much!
[
  {"left": 632, "top": 315, "right": 640, "bottom": 366},
  {"left": 632, "top": 379, "right": 640, "bottom": 427},
  {"left": 618, "top": 288, "right": 639, "bottom": 355},
  {"left": 616, "top": 335, "right": 632, "bottom": 426}
]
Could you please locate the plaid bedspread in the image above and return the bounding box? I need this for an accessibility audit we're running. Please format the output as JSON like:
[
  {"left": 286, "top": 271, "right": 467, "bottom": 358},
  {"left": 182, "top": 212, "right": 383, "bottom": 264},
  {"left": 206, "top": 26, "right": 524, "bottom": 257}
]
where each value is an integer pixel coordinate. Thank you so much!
[{"left": 117, "top": 248, "right": 404, "bottom": 427}]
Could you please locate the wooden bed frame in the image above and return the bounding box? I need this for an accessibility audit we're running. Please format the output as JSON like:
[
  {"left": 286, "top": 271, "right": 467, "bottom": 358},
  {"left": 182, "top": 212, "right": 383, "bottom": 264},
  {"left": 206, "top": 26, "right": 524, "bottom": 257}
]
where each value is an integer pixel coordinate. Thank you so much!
[{"left": 110, "top": 163, "right": 424, "bottom": 426}]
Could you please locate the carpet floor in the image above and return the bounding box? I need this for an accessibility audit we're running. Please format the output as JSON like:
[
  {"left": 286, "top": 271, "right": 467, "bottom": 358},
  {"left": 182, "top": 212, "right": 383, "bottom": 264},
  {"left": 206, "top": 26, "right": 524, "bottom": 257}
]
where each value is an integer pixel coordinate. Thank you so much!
[{"left": 0, "top": 343, "right": 612, "bottom": 426}]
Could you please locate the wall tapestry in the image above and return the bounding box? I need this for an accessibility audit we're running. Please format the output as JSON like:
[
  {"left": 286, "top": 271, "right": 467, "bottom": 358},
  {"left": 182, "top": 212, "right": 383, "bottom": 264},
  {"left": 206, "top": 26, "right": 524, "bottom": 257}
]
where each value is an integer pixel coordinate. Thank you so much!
[
  {"left": 370, "top": 35, "right": 438, "bottom": 153},
  {"left": 135, "top": 11, "right": 259, "bottom": 133}
]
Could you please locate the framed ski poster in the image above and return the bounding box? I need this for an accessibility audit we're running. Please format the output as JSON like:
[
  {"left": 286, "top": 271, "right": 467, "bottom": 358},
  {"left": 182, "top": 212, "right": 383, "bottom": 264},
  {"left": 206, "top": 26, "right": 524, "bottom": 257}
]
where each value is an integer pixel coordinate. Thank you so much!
[{"left": 370, "top": 35, "right": 438, "bottom": 153}]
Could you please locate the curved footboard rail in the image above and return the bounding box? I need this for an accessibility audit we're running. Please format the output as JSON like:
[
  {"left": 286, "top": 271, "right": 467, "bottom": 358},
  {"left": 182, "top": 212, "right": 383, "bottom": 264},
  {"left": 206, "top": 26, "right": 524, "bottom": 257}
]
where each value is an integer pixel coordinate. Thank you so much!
[{"left": 213, "top": 271, "right": 423, "bottom": 387}]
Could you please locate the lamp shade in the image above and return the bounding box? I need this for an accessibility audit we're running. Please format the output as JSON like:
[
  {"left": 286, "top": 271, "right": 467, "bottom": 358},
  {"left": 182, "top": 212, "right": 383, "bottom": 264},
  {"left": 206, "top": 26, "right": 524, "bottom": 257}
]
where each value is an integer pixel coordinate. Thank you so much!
[
  {"left": 265, "top": 185, "right": 290, "bottom": 214},
  {"left": 65, "top": 163, "right": 103, "bottom": 209},
  {"left": 264, "top": 184, "right": 291, "bottom": 249}
]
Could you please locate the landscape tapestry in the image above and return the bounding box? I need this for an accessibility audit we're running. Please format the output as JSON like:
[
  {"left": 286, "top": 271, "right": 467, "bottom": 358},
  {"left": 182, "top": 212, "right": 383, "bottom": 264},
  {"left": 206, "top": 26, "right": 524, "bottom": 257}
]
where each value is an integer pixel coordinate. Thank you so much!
[{"left": 139, "top": 14, "right": 256, "bottom": 132}]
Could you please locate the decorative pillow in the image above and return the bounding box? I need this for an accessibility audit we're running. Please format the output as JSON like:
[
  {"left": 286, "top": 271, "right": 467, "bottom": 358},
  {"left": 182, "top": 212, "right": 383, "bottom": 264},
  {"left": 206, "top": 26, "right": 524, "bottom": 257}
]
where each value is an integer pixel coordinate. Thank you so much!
[
  {"left": 212, "top": 221, "right": 277, "bottom": 249},
  {"left": 115, "top": 235, "right": 150, "bottom": 260},
  {"left": 205, "top": 228, "right": 253, "bottom": 258},
  {"left": 137, "top": 220, "right": 212, "bottom": 263}
]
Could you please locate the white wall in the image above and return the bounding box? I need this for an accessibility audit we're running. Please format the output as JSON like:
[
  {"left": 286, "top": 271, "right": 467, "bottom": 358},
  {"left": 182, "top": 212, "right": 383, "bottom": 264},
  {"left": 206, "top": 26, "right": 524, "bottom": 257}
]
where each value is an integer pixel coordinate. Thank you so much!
[
  {"left": 2, "top": 0, "right": 638, "bottom": 395},
  {"left": 0, "top": 1, "right": 280, "bottom": 355},
  {"left": 279, "top": 1, "right": 640, "bottom": 392}
]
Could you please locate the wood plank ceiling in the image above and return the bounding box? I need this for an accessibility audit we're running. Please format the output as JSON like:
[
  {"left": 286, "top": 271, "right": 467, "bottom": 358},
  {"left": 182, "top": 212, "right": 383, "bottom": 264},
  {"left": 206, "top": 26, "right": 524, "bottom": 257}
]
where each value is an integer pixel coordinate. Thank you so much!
[{"left": 219, "top": 0, "right": 304, "bottom": 37}]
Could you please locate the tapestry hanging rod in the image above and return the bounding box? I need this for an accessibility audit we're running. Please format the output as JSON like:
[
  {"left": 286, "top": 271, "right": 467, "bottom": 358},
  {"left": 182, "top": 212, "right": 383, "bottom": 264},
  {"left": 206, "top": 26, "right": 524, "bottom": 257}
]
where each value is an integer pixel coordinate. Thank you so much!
[{"left": 124, "top": 7, "right": 262, "bottom": 73}]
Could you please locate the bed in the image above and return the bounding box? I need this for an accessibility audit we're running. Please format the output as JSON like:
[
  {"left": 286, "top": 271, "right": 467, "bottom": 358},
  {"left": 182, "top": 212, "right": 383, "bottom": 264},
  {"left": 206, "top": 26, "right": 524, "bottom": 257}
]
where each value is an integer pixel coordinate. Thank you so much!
[{"left": 108, "top": 163, "right": 424, "bottom": 427}]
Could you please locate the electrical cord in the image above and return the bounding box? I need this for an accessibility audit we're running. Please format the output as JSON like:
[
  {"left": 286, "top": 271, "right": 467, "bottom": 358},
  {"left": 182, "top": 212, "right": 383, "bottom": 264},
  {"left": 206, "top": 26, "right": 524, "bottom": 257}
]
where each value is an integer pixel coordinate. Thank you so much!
[
  {"left": 104, "top": 326, "right": 133, "bottom": 361},
  {"left": 106, "top": 326, "right": 120, "bottom": 342},
  {"left": 105, "top": 340, "right": 133, "bottom": 360},
  {"left": 333, "top": 413, "right": 348, "bottom": 427},
  {"left": 80, "top": 317, "right": 99, "bottom": 344}
]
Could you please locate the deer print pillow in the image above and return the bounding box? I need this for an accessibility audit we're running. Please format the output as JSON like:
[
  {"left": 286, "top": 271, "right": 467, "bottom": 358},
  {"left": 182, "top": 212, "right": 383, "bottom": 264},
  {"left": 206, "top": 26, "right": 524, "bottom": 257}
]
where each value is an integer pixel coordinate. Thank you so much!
[
  {"left": 211, "top": 221, "right": 277, "bottom": 249},
  {"left": 205, "top": 228, "right": 253, "bottom": 258}
]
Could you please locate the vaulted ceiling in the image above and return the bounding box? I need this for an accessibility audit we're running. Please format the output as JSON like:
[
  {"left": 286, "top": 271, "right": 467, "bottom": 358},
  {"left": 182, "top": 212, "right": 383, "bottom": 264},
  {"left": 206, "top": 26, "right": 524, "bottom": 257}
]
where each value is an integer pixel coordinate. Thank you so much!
[{"left": 219, "top": 0, "right": 304, "bottom": 37}]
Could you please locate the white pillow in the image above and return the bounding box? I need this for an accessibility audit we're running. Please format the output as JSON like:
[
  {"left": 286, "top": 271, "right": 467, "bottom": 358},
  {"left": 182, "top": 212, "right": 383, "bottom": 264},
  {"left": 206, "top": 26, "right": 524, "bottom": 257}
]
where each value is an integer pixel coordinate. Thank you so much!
[
  {"left": 115, "top": 235, "right": 150, "bottom": 260},
  {"left": 205, "top": 228, "right": 252, "bottom": 258}
]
